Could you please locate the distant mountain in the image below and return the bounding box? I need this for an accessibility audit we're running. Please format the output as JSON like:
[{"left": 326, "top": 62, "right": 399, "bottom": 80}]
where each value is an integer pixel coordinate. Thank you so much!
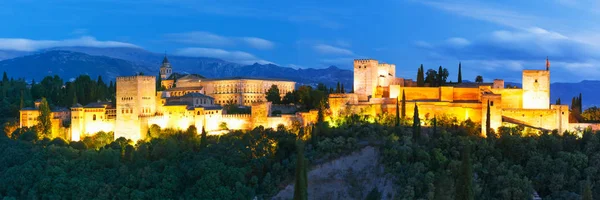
[
  {"left": 48, "top": 47, "right": 353, "bottom": 87},
  {"left": 0, "top": 48, "right": 353, "bottom": 88},
  {"left": 0, "top": 50, "right": 148, "bottom": 81},
  {"left": 551, "top": 80, "right": 600, "bottom": 109}
]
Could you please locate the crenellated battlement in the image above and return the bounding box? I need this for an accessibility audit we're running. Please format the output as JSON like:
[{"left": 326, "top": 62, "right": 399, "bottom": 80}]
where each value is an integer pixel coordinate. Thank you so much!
[
  {"left": 117, "top": 75, "right": 155, "bottom": 82},
  {"left": 354, "top": 59, "right": 377, "bottom": 64},
  {"left": 222, "top": 114, "right": 252, "bottom": 119}
]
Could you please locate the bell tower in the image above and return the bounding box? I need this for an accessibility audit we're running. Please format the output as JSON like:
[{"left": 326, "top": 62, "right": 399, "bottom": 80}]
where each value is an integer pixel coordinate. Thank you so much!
[{"left": 159, "top": 55, "right": 172, "bottom": 79}]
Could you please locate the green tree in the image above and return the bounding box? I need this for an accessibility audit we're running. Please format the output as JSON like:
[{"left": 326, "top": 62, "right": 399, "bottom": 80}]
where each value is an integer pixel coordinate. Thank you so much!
[
  {"left": 36, "top": 97, "right": 52, "bottom": 138},
  {"left": 458, "top": 62, "right": 463, "bottom": 83},
  {"left": 413, "top": 103, "right": 421, "bottom": 142},
  {"left": 20, "top": 89, "right": 24, "bottom": 109},
  {"left": 266, "top": 84, "right": 281, "bottom": 104},
  {"left": 475, "top": 75, "right": 483, "bottom": 83},
  {"left": 486, "top": 100, "right": 491, "bottom": 138},
  {"left": 555, "top": 98, "right": 561, "bottom": 105},
  {"left": 200, "top": 126, "right": 208, "bottom": 149},
  {"left": 156, "top": 72, "right": 163, "bottom": 91},
  {"left": 579, "top": 93, "right": 583, "bottom": 113},
  {"left": 293, "top": 140, "right": 308, "bottom": 200},
  {"left": 417, "top": 64, "right": 425, "bottom": 87},
  {"left": 432, "top": 117, "right": 437, "bottom": 137},
  {"left": 425, "top": 69, "right": 438, "bottom": 87},
  {"left": 456, "top": 145, "right": 474, "bottom": 200},
  {"left": 434, "top": 171, "right": 453, "bottom": 200},
  {"left": 437, "top": 66, "right": 449, "bottom": 86},
  {"left": 582, "top": 106, "right": 600, "bottom": 122},
  {"left": 401, "top": 90, "right": 406, "bottom": 119},
  {"left": 340, "top": 84, "right": 345, "bottom": 94},
  {"left": 365, "top": 187, "right": 382, "bottom": 200},
  {"left": 582, "top": 179, "right": 592, "bottom": 200},
  {"left": 395, "top": 97, "right": 400, "bottom": 127},
  {"left": 336, "top": 82, "right": 340, "bottom": 93}
]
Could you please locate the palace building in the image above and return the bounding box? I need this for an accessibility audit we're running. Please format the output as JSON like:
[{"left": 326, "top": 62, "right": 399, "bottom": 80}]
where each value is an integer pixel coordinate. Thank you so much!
[
  {"left": 20, "top": 56, "right": 305, "bottom": 142},
  {"left": 19, "top": 57, "right": 596, "bottom": 142},
  {"left": 330, "top": 58, "right": 578, "bottom": 135}
]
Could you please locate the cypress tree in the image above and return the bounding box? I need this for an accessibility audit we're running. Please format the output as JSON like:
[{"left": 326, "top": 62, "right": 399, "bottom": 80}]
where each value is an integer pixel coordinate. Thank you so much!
[
  {"left": 433, "top": 116, "right": 437, "bottom": 138},
  {"left": 340, "top": 84, "right": 345, "bottom": 94},
  {"left": 401, "top": 90, "right": 406, "bottom": 119},
  {"left": 200, "top": 126, "right": 208, "bottom": 149},
  {"left": 20, "top": 89, "right": 24, "bottom": 109},
  {"left": 73, "top": 94, "right": 78, "bottom": 106},
  {"left": 413, "top": 103, "right": 421, "bottom": 142},
  {"left": 293, "top": 132, "right": 308, "bottom": 200},
  {"left": 156, "top": 72, "right": 163, "bottom": 91},
  {"left": 417, "top": 65, "right": 425, "bottom": 87},
  {"left": 556, "top": 98, "right": 561, "bottom": 105},
  {"left": 579, "top": 93, "right": 583, "bottom": 113},
  {"left": 486, "top": 100, "right": 491, "bottom": 138},
  {"left": 37, "top": 98, "right": 52, "bottom": 139},
  {"left": 336, "top": 82, "right": 340, "bottom": 93},
  {"left": 350, "top": 84, "right": 354, "bottom": 93},
  {"left": 395, "top": 97, "right": 400, "bottom": 127},
  {"left": 456, "top": 145, "right": 474, "bottom": 200},
  {"left": 438, "top": 66, "right": 443, "bottom": 87},
  {"left": 458, "top": 62, "right": 462, "bottom": 83},
  {"left": 583, "top": 179, "right": 593, "bottom": 200}
]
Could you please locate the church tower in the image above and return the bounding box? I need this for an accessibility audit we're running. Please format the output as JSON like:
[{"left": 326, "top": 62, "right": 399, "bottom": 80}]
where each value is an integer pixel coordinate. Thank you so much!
[{"left": 160, "top": 55, "right": 172, "bottom": 79}]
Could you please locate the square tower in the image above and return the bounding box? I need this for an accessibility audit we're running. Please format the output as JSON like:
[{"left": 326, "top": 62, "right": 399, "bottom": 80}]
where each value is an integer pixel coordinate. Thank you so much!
[
  {"left": 353, "top": 59, "right": 379, "bottom": 101},
  {"left": 522, "top": 70, "right": 550, "bottom": 109},
  {"left": 377, "top": 63, "right": 396, "bottom": 87},
  {"left": 115, "top": 75, "right": 156, "bottom": 141}
]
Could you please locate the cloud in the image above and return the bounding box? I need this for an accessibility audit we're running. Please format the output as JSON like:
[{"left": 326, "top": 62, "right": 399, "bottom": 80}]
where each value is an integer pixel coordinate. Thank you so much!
[
  {"left": 319, "top": 57, "right": 356, "bottom": 69},
  {"left": 420, "top": 0, "right": 536, "bottom": 29},
  {"left": 165, "top": 31, "right": 232, "bottom": 46},
  {"left": 241, "top": 37, "right": 274, "bottom": 50},
  {"left": 314, "top": 44, "right": 354, "bottom": 55},
  {"left": 0, "top": 36, "right": 139, "bottom": 52},
  {"left": 446, "top": 37, "right": 470, "bottom": 47},
  {"left": 414, "top": 41, "right": 433, "bottom": 49},
  {"left": 166, "top": 31, "right": 275, "bottom": 50},
  {"left": 174, "top": 47, "right": 273, "bottom": 65}
]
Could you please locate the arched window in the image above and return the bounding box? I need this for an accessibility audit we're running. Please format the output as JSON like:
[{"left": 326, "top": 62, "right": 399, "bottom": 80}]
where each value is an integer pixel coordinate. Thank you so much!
[{"left": 93, "top": 114, "right": 97, "bottom": 121}]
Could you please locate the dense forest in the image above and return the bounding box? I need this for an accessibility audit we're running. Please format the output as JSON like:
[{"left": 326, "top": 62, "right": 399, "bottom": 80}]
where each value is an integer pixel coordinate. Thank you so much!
[{"left": 0, "top": 71, "right": 116, "bottom": 124}]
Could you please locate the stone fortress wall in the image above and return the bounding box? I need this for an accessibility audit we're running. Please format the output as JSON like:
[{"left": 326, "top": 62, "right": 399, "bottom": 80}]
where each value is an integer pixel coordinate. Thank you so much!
[{"left": 335, "top": 58, "right": 580, "bottom": 135}]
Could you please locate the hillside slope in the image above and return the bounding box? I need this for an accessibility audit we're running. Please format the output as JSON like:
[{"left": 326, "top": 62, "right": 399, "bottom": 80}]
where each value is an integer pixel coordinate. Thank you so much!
[{"left": 272, "top": 146, "right": 395, "bottom": 200}]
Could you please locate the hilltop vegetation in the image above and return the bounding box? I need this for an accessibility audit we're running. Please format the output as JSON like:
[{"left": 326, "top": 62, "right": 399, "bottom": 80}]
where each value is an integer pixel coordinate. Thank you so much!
[{"left": 2, "top": 111, "right": 600, "bottom": 199}]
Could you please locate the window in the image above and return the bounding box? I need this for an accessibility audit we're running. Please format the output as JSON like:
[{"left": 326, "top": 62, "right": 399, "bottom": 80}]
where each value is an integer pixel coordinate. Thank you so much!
[
  {"left": 93, "top": 114, "right": 96, "bottom": 121},
  {"left": 490, "top": 101, "right": 494, "bottom": 106},
  {"left": 535, "top": 79, "right": 538, "bottom": 83}
]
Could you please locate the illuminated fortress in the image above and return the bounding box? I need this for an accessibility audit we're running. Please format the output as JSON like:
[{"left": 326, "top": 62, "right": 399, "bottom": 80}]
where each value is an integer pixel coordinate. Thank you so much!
[
  {"left": 19, "top": 57, "right": 595, "bottom": 142},
  {"left": 330, "top": 58, "right": 573, "bottom": 134}
]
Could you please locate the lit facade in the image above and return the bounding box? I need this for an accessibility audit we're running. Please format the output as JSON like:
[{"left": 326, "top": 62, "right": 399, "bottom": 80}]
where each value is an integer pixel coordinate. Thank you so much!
[
  {"left": 332, "top": 58, "right": 575, "bottom": 135},
  {"left": 20, "top": 57, "right": 305, "bottom": 142}
]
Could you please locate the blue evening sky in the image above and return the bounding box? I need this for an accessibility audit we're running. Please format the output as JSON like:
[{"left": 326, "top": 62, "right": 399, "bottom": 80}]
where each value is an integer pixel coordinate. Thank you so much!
[{"left": 1, "top": 0, "right": 599, "bottom": 83}]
